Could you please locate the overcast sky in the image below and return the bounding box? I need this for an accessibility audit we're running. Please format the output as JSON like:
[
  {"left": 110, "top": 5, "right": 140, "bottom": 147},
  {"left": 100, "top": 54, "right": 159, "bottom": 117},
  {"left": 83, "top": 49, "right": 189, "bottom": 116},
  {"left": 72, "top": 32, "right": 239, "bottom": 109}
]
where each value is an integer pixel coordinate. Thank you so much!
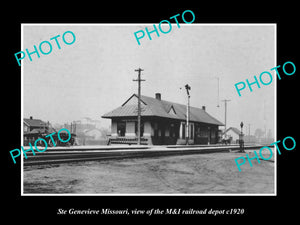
[{"left": 22, "top": 24, "right": 275, "bottom": 136}]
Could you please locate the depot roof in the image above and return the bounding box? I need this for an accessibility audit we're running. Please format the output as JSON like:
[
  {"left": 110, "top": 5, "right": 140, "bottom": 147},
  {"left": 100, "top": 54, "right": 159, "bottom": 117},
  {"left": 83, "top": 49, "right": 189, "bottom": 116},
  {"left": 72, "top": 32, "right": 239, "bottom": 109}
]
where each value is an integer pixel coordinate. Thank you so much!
[{"left": 102, "top": 94, "right": 224, "bottom": 126}]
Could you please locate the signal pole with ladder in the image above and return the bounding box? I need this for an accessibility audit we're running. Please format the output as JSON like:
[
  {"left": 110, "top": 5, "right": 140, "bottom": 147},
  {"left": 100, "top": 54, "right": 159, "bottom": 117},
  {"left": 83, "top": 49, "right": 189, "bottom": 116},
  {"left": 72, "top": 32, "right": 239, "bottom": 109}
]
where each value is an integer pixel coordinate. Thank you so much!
[
  {"left": 133, "top": 68, "right": 145, "bottom": 145},
  {"left": 184, "top": 84, "right": 191, "bottom": 145}
]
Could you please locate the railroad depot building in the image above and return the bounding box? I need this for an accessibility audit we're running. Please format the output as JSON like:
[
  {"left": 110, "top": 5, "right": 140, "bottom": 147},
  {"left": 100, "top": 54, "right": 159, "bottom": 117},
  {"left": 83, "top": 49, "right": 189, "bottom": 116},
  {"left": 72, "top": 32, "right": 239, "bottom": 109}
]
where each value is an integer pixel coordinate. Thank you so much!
[{"left": 102, "top": 93, "right": 224, "bottom": 145}]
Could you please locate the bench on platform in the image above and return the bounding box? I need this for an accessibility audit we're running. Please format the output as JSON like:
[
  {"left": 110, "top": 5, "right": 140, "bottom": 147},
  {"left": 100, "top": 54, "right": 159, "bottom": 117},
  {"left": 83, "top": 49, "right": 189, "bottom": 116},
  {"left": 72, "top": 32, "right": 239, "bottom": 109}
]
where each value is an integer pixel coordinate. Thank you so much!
[{"left": 108, "top": 137, "right": 148, "bottom": 145}]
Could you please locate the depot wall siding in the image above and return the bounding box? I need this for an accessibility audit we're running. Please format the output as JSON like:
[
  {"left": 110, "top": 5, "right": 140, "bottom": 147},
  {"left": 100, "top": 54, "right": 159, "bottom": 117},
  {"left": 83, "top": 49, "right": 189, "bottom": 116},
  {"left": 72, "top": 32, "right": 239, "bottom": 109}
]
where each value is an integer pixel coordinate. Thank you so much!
[
  {"left": 110, "top": 117, "right": 219, "bottom": 145},
  {"left": 111, "top": 120, "right": 118, "bottom": 137},
  {"left": 144, "top": 121, "right": 151, "bottom": 137},
  {"left": 126, "top": 121, "right": 135, "bottom": 137}
]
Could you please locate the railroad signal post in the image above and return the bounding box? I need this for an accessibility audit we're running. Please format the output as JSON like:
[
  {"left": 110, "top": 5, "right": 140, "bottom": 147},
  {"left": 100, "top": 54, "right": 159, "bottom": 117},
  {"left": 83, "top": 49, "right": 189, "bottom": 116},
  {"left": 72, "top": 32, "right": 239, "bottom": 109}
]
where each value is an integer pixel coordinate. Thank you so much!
[{"left": 184, "top": 84, "right": 191, "bottom": 145}]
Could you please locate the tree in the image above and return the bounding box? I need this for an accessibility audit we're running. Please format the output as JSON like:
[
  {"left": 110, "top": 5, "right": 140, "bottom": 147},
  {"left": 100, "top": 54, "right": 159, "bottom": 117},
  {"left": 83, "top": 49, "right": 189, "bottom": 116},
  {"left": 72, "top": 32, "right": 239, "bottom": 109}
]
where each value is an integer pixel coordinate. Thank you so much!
[
  {"left": 100, "top": 127, "right": 110, "bottom": 138},
  {"left": 267, "top": 129, "right": 273, "bottom": 138},
  {"left": 254, "top": 128, "right": 264, "bottom": 138}
]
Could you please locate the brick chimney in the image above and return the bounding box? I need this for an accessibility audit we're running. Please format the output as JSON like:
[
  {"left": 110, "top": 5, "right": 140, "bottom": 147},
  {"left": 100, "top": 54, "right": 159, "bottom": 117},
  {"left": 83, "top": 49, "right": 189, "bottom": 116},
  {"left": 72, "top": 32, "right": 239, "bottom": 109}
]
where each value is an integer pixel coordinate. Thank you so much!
[{"left": 155, "top": 93, "right": 161, "bottom": 101}]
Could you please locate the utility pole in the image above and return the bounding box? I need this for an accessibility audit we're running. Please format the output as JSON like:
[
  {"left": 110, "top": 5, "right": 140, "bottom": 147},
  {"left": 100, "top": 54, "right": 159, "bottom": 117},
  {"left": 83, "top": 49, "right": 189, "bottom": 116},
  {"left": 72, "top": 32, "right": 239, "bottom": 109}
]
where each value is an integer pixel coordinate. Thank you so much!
[
  {"left": 133, "top": 68, "right": 145, "bottom": 145},
  {"left": 222, "top": 99, "right": 231, "bottom": 135}
]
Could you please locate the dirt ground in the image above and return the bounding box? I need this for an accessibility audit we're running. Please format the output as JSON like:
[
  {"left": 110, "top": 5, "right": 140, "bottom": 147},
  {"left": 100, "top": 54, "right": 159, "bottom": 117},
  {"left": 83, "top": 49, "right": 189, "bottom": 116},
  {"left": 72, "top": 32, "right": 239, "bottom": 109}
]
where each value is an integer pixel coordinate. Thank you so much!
[{"left": 23, "top": 150, "right": 275, "bottom": 194}]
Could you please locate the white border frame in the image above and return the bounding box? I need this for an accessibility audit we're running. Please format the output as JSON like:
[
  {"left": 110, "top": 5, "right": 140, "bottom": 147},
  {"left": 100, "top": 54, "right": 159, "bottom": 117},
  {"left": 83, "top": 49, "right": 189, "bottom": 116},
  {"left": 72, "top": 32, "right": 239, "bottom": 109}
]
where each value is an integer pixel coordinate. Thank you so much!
[{"left": 21, "top": 23, "right": 277, "bottom": 196}]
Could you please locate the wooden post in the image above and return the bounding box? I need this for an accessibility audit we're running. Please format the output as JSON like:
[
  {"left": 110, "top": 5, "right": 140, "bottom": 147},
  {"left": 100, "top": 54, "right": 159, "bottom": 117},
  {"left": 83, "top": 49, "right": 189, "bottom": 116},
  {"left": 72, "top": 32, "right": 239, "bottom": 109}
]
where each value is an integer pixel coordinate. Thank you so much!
[{"left": 133, "top": 68, "right": 145, "bottom": 145}]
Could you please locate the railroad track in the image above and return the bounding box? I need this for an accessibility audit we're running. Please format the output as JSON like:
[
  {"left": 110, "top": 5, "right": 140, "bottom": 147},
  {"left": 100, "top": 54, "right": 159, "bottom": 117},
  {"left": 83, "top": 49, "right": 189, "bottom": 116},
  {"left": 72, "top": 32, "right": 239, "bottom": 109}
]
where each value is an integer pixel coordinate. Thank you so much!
[{"left": 23, "top": 145, "right": 266, "bottom": 166}]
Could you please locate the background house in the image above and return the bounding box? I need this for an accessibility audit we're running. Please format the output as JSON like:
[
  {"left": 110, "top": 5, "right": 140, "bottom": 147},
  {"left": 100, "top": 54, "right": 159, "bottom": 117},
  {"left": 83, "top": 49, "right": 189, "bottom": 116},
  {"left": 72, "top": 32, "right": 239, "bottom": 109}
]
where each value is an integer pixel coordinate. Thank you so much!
[
  {"left": 23, "top": 116, "right": 58, "bottom": 146},
  {"left": 223, "top": 127, "right": 241, "bottom": 144},
  {"left": 55, "top": 118, "right": 109, "bottom": 145},
  {"left": 24, "top": 116, "right": 49, "bottom": 134}
]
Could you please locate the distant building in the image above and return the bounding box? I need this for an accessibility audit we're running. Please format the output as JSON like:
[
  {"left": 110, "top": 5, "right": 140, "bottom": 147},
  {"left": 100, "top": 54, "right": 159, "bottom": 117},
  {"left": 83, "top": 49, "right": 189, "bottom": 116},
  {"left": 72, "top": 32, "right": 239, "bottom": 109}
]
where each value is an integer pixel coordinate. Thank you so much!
[
  {"left": 102, "top": 93, "right": 224, "bottom": 145},
  {"left": 244, "top": 135, "right": 257, "bottom": 144},
  {"left": 223, "top": 127, "right": 241, "bottom": 143},
  {"left": 23, "top": 116, "right": 50, "bottom": 146},
  {"left": 23, "top": 117, "right": 77, "bottom": 146},
  {"left": 23, "top": 116, "right": 48, "bottom": 134},
  {"left": 77, "top": 117, "right": 102, "bottom": 129},
  {"left": 84, "top": 128, "right": 102, "bottom": 140}
]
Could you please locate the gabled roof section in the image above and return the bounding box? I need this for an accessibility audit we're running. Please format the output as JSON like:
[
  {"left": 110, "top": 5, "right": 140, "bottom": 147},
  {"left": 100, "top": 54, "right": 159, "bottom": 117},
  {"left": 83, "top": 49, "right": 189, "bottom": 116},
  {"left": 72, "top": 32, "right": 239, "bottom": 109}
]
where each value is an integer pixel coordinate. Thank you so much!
[
  {"left": 224, "top": 127, "right": 241, "bottom": 135},
  {"left": 24, "top": 118, "right": 47, "bottom": 127},
  {"left": 168, "top": 105, "right": 176, "bottom": 115},
  {"left": 121, "top": 94, "right": 147, "bottom": 107},
  {"left": 102, "top": 94, "right": 224, "bottom": 126}
]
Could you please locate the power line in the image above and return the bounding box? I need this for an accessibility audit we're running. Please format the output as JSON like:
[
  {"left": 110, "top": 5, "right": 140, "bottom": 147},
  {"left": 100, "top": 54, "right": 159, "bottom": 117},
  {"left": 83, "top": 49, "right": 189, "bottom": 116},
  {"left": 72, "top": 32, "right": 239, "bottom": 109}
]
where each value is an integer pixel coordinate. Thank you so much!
[
  {"left": 216, "top": 77, "right": 220, "bottom": 107},
  {"left": 221, "top": 99, "right": 231, "bottom": 133},
  {"left": 248, "top": 123, "right": 252, "bottom": 136}
]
